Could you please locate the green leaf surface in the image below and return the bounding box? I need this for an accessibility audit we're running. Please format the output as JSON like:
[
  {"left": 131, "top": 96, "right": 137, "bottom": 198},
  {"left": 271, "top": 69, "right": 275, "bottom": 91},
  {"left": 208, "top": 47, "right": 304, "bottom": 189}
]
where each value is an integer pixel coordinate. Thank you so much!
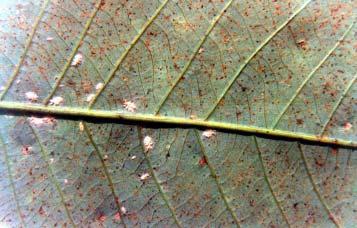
[{"left": 0, "top": 0, "right": 356, "bottom": 227}]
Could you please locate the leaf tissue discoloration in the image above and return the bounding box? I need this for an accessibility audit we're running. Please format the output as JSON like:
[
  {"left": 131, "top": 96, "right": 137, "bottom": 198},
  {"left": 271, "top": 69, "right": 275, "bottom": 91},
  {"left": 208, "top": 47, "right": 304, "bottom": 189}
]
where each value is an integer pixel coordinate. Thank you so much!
[{"left": 0, "top": 0, "right": 356, "bottom": 227}]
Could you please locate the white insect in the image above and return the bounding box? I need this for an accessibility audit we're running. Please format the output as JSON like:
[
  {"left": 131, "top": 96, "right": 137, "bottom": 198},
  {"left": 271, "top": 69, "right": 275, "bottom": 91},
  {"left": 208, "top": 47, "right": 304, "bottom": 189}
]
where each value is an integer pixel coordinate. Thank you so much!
[
  {"left": 49, "top": 96, "right": 64, "bottom": 105},
  {"left": 202, "top": 129, "right": 216, "bottom": 139},
  {"left": 130, "top": 155, "right": 137, "bottom": 160},
  {"left": 79, "top": 122, "right": 84, "bottom": 132},
  {"left": 28, "top": 117, "right": 56, "bottom": 126},
  {"left": 123, "top": 100, "right": 137, "bottom": 112},
  {"left": 143, "top": 136, "right": 154, "bottom": 152},
  {"left": 46, "top": 37, "right": 54, "bottom": 41},
  {"left": 25, "top": 91, "right": 38, "bottom": 102},
  {"left": 140, "top": 173, "right": 150, "bottom": 180},
  {"left": 49, "top": 158, "right": 54, "bottom": 164},
  {"left": 95, "top": 83, "right": 104, "bottom": 90},
  {"left": 86, "top": 93, "right": 95, "bottom": 103},
  {"left": 64, "top": 179, "right": 68, "bottom": 184},
  {"left": 103, "top": 154, "right": 108, "bottom": 160},
  {"left": 16, "top": 79, "right": 21, "bottom": 84},
  {"left": 71, "top": 53, "right": 83, "bottom": 66},
  {"left": 120, "top": 206, "right": 127, "bottom": 214}
]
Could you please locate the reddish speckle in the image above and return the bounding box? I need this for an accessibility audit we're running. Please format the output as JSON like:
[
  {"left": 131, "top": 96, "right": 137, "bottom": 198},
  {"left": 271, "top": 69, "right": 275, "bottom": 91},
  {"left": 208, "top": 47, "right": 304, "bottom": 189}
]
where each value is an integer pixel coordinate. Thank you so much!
[
  {"left": 21, "top": 146, "right": 32, "bottom": 155},
  {"left": 199, "top": 156, "right": 207, "bottom": 167},
  {"left": 38, "top": 206, "right": 45, "bottom": 216},
  {"left": 98, "top": 214, "right": 106, "bottom": 222},
  {"left": 296, "top": 119, "right": 304, "bottom": 125},
  {"left": 114, "top": 212, "right": 121, "bottom": 221},
  {"left": 331, "top": 148, "right": 338, "bottom": 155},
  {"left": 296, "top": 39, "right": 308, "bottom": 50},
  {"left": 328, "top": 213, "right": 340, "bottom": 226},
  {"left": 314, "top": 158, "right": 325, "bottom": 167},
  {"left": 343, "top": 122, "right": 352, "bottom": 131}
]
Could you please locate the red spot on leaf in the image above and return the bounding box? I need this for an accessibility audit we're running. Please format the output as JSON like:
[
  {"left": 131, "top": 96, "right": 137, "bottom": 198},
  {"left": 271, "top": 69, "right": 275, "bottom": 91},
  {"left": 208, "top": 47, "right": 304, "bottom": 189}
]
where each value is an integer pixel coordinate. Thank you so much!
[
  {"left": 343, "top": 122, "right": 352, "bottom": 131},
  {"left": 38, "top": 206, "right": 45, "bottom": 216},
  {"left": 97, "top": 214, "right": 106, "bottom": 222},
  {"left": 21, "top": 145, "right": 32, "bottom": 155},
  {"left": 331, "top": 148, "right": 338, "bottom": 155},
  {"left": 199, "top": 156, "right": 207, "bottom": 167},
  {"left": 114, "top": 212, "right": 121, "bottom": 221}
]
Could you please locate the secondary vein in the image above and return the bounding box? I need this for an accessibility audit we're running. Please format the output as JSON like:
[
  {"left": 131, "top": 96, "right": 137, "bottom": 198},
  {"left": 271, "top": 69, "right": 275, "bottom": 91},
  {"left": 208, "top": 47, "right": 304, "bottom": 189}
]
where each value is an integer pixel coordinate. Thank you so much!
[
  {"left": 271, "top": 20, "right": 355, "bottom": 129},
  {"left": 0, "top": 0, "right": 50, "bottom": 100},
  {"left": 88, "top": 0, "right": 170, "bottom": 108},
  {"left": 203, "top": 0, "right": 313, "bottom": 119},
  {"left": 137, "top": 127, "right": 183, "bottom": 228}
]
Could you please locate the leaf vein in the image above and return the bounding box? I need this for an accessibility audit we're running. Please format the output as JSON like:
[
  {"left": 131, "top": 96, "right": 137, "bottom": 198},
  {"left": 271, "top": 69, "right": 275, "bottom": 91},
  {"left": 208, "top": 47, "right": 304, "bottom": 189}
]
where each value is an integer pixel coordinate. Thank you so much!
[
  {"left": 0, "top": 135, "right": 25, "bottom": 227},
  {"left": 27, "top": 121, "right": 76, "bottom": 227},
  {"left": 0, "top": 0, "right": 50, "bottom": 100},
  {"left": 137, "top": 127, "right": 183, "bottom": 228},
  {"left": 153, "top": 0, "right": 235, "bottom": 114},
  {"left": 88, "top": 0, "right": 170, "bottom": 108},
  {"left": 43, "top": 0, "right": 102, "bottom": 105},
  {"left": 319, "top": 73, "right": 357, "bottom": 135},
  {"left": 195, "top": 130, "right": 241, "bottom": 227},
  {"left": 0, "top": 101, "right": 355, "bottom": 147},
  {"left": 271, "top": 20, "right": 355, "bottom": 129},
  {"left": 298, "top": 144, "right": 341, "bottom": 228},
  {"left": 83, "top": 122, "right": 127, "bottom": 228},
  {"left": 254, "top": 137, "right": 291, "bottom": 227},
  {"left": 204, "top": 0, "right": 313, "bottom": 119}
]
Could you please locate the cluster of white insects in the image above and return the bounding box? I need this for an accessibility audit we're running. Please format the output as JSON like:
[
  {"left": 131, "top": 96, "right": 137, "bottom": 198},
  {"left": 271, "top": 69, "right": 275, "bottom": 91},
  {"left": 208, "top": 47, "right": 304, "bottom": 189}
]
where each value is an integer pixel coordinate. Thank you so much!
[
  {"left": 143, "top": 136, "right": 154, "bottom": 152},
  {"left": 49, "top": 96, "right": 64, "bottom": 105},
  {"left": 86, "top": 94, "right": 95, "bottom": 103},
  {"left": 25, "top": 91, "right": 38, "bottom": 102},
  {"left": 123, "top": 100, "right": 137, "bottom": 112},
  {"left": 202, "top": 129, "right": 216, "bottom": 139}
]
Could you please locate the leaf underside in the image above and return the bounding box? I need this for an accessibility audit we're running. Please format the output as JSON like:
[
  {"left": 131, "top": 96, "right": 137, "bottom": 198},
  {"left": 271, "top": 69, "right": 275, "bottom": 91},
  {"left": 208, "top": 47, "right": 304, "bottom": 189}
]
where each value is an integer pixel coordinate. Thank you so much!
[{"left": 0, "top": 0, "right": 356, "bottom": 227}]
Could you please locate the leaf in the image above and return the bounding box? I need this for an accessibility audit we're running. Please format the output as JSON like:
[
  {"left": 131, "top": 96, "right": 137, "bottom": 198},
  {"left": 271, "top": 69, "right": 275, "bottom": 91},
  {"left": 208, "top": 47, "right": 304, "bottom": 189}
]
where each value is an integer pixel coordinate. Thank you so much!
[{"left": 0, "top": 0, "right": 356, "bottom": 227}]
